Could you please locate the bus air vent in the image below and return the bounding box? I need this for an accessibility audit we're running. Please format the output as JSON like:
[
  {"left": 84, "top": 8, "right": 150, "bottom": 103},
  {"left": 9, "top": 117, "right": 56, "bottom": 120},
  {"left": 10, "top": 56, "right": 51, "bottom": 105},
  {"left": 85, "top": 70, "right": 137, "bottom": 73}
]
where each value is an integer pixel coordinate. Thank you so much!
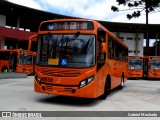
[{"left": 39, "top": 68, "right": 82, "bottom": 77}]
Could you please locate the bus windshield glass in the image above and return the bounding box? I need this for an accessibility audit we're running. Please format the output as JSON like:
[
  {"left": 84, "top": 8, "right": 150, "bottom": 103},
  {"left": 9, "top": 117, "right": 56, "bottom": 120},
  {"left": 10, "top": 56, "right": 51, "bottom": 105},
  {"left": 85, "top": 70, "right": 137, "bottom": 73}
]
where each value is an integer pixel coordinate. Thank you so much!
[
  {"left": 128, "top": 60, "right": 143, "bottom": 70},
  {"left": 36, "top": 34, "right": 95, "bottom": 68},
  {"left": 150, "top": 60, "right": 160, "bottom": 70},
  {"left": 18, "top": 54, "right": 33, "bottom": 65}
]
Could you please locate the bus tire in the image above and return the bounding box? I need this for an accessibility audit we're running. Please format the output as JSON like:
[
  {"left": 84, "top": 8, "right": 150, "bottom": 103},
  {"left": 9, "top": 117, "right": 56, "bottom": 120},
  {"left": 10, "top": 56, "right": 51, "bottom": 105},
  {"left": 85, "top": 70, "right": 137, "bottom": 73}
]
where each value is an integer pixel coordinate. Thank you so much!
[
  {"left": 2, "top": 67, "right": 8, "bottom": 72},
  {"left": 99, "top": 76, "right": 110, "bottom": 99},
  {"left": 118, "top": 73, "right": 124, "bottom": 90}
]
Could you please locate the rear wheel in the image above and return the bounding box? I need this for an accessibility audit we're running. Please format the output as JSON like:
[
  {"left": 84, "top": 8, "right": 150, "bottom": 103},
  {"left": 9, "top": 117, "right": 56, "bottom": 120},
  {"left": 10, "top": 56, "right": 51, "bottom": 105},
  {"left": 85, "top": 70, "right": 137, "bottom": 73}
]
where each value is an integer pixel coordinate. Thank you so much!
[
  {"left": 2, "top": 67, "right": 8, "bottom": 72},
  {"left": 118, "top": 74, "right": 124, "bottom": 90}
]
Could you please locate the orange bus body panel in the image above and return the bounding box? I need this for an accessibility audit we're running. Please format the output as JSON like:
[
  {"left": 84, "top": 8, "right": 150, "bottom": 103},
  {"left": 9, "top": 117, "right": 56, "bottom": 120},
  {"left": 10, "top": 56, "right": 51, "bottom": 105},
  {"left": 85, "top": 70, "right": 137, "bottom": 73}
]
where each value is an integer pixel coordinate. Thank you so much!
[
  {"left": 0, "top": 60, "right": 10, "bottom": 72},
  {"left": 34, "top": 65, "right": 98, "bottom": 98},
  {"left": 128, "top": 69, "right": 143, "bottom": 79}
]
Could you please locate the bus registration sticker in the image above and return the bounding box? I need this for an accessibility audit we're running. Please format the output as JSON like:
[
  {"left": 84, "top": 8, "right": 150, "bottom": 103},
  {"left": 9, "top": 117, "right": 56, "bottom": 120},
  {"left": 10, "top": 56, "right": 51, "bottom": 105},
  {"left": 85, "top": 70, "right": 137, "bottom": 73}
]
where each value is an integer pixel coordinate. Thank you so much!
[{"left": 48, "top": 59, "right": 59, "bottom": 65}]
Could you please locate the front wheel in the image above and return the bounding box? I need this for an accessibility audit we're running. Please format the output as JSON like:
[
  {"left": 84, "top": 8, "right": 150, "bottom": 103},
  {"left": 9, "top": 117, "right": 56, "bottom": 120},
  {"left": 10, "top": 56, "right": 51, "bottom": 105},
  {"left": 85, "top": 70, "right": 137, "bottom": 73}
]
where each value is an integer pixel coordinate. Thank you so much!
[{"left": 99, "top": 79, "right": 110, "bottom": 99}]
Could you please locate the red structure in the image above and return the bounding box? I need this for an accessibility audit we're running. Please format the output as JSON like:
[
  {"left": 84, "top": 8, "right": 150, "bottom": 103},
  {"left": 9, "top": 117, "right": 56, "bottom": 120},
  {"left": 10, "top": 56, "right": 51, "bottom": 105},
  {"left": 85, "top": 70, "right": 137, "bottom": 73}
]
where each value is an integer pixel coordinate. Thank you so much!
[
  {"left": 0, "top": 26, "right": 36, "bottom": 50},
  {"left": 0, "top": 26, "right": 35, "bottom": 40}
]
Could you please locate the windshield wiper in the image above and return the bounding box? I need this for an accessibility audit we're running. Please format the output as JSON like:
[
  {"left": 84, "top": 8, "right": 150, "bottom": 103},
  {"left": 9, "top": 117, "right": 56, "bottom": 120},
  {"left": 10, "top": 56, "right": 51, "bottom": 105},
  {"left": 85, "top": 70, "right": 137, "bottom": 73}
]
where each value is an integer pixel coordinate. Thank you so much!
[
  {"left": 73, "top": 32, "right": 80, "bottom": 39},
  {"left": 67, "top": 32, "right": 80, "bottom": 46}
]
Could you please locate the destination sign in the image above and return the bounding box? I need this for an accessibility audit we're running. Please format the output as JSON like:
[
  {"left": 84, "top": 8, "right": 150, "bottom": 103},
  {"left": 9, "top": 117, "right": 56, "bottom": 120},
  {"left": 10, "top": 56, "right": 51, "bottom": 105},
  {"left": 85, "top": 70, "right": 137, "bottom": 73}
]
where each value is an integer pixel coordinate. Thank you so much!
[
  {"left": 150, "top": 57, "right": 160, "bottom": 60},
  {"left": 40, "top": 21, "right": 94, "bottom": 31},
  {"left": 128, "top": 56, "right": 142, "bottom": 59}
]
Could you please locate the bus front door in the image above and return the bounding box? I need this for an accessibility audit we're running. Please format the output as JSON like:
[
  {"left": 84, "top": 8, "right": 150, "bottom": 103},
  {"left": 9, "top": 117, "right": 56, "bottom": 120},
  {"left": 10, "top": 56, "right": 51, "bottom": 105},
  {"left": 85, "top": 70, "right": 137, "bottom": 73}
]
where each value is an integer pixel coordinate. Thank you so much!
[
  {"left": 10, "top": 53, "right": 18, "bottom": 72},
  {"left": 143, "top": 59, "right": 148, "bottom": 79}
]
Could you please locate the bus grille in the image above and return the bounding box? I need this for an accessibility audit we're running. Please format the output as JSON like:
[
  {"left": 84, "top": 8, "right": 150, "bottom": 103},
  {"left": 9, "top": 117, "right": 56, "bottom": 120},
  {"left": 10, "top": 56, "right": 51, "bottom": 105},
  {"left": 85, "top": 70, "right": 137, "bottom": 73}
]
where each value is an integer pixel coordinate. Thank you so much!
[
  {"left": 39, "top": 68, "right": 82, "bottom": 77},
  {"left": 46, "top": 85, "right": 52, "bottom": 91}
]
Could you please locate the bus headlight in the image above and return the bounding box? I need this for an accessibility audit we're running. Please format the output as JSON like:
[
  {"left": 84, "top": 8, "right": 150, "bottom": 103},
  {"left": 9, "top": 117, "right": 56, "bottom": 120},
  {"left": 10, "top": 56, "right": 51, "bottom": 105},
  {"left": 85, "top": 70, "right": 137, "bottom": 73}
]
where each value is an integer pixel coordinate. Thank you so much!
[
  {"left": 79, "top": 76, "right": 94, "bottom": 88},
  {"left": 17, "top": 66, "right": 22, "bottom": 70},
  {"left": 35, "top": 74, "right": 41, "bottom": 85}
]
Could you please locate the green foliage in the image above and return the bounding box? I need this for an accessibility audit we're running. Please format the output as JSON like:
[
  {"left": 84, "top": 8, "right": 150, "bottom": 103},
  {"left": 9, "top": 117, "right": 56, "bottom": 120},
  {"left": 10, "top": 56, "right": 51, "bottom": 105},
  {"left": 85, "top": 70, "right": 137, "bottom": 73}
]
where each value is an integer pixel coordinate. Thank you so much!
[
  {"left": 111, "top": 6, "right": 119, "bottom": 12},
  {"left": 111, "top": 0, "right": 160, "bottom": 20}
]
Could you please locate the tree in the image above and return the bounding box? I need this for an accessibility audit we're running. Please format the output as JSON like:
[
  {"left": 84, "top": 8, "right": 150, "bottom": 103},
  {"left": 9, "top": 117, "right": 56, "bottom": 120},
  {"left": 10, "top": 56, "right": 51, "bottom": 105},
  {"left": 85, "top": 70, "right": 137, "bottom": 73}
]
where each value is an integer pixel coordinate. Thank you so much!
[{"left": 111, "top": 0, "right": 160, "bottom": 56}]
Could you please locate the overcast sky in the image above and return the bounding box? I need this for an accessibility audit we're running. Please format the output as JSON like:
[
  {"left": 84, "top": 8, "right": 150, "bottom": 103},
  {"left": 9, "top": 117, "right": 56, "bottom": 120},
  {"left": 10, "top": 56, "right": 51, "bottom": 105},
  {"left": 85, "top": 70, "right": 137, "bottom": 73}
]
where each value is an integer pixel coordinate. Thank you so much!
[{"left": 7, "top": 0, "right": 160, "bottom": 24}]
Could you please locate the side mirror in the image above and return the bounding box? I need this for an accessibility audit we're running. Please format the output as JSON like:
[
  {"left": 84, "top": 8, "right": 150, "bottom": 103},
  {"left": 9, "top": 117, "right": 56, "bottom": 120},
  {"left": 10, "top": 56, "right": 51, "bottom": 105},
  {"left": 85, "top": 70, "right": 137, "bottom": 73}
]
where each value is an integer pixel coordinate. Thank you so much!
[
  {"left": 28, "top": 34, "right": 37, "bottom": 51},
  {"left": 101, "top": 43, "right": 106, "bottom": 53},
  {"left": 32, "top": 52, "right": 36, "bottom": 57}
]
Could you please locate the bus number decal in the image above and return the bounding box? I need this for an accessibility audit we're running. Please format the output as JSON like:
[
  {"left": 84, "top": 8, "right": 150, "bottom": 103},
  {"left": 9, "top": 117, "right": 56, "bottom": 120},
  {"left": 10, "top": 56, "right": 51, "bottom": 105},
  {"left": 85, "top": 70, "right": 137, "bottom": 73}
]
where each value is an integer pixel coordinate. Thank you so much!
[{"left": 41, "top": 77, "right": 53, "bottom": 83}]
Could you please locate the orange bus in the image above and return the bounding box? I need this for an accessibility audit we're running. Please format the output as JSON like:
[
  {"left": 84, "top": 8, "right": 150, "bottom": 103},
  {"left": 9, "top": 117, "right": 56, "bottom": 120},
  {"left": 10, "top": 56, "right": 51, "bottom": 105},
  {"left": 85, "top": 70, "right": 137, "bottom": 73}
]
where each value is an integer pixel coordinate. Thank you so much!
[
  {"left": 34, "top": 19, "right": 128, "bottom": 99},
  {"left": 128, "top": 56, "right": 143, "bottom": 79},
  {"left": 143, "top": 56, "right": 160, "bottom": 79},
  {"left": 0, "top": 49, "right": 35, "bottom": 74}
]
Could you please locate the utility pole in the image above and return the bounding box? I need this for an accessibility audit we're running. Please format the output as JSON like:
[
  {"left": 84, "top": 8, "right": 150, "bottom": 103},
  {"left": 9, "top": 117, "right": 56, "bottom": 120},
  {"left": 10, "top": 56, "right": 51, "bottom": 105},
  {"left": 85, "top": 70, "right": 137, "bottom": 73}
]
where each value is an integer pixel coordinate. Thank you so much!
[
  {"left": 145, "top": 0, "right": 149, "bottom": 56},
  {"left": 155, "top": 32, "right": 158, "bottom": 56}
]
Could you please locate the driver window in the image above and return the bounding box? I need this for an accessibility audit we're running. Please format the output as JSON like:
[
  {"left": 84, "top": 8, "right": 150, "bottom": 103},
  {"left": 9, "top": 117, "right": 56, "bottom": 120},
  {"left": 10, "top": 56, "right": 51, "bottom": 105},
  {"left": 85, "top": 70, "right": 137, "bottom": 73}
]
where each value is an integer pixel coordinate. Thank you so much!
[{"left": 97, "top": 28, "right": 106, "bottom": 71}]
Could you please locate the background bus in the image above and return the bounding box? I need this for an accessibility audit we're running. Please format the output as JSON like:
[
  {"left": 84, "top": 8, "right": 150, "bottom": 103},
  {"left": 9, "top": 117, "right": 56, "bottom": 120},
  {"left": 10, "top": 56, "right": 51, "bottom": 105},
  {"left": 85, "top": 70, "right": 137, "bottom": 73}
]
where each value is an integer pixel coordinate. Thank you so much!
[
  {"left": 34, "top": 19, "right": 128, "bottom": 99},
  {"left": 143, "top": 56, "right": 160, "bottom": 79},
  {"left": 0, "top": 49, "right": 35, "bottom": 74},
  {"left": 128, "top": 56, "right": 143, "bottom": 79}
]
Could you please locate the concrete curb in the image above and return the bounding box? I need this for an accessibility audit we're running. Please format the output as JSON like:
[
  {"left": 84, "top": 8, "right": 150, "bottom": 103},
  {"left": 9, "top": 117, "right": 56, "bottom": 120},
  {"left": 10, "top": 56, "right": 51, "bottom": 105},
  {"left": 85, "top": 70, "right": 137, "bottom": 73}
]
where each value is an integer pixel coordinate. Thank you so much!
[{"left": 0, "top": 72, "right": 27, "bottom": 79}]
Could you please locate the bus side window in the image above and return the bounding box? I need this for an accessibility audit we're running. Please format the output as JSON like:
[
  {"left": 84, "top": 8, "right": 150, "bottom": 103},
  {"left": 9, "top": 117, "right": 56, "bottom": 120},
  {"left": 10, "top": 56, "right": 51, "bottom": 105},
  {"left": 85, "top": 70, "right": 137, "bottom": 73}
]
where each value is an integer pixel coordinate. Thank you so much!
[
  {"left": 108, "top": 37, "right": 112, "bottom": 59},
  {"left": 108, "top": 36, "right": 114, "bottom": 59}
]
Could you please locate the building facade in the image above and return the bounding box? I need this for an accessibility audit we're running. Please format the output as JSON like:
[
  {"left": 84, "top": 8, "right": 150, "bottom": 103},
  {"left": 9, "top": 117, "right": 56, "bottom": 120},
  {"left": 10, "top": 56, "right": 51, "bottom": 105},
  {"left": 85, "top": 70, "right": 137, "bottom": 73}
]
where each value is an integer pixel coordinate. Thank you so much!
[
  {"left": 113, "top": 32, "right": 144, "bottom": 56},
  {"left": 0, "top": 14, "right": 36, "bottom": 50}
]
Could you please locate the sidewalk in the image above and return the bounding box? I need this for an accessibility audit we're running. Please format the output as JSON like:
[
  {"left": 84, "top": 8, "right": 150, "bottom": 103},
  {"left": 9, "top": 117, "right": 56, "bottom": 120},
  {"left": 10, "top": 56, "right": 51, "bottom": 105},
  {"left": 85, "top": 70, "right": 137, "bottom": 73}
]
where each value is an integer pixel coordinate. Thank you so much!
[{"left": 0, "top": 72, "right": 27, "bottom": 79}]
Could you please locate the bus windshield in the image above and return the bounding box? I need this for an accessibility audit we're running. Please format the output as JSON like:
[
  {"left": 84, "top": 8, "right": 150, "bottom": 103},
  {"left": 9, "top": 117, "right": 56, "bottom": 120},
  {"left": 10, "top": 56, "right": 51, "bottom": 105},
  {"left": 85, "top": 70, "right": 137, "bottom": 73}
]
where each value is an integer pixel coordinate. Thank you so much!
[
  {"left": 128, "top": 60, "right": 143, "bottom": 70},
  {"left": 18, "top": 54, "right": 33, "bottom": 65},
  {"left": 36, "top": 34, "right": 95, "bottom": 68},
  {"left": 150, "top": 60, "right": 160, "bottom": 70}
]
